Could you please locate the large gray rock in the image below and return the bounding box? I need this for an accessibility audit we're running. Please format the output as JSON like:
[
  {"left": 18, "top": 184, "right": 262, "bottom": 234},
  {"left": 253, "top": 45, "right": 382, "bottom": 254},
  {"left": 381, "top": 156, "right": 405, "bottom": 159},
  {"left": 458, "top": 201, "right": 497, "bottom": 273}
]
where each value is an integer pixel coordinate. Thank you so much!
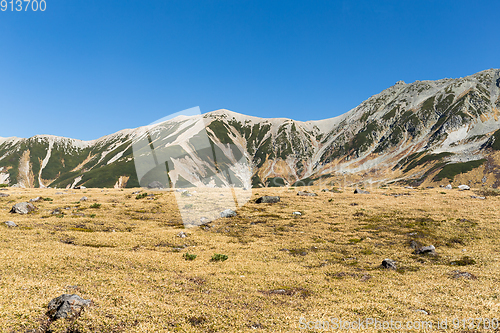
[
  {"left": 381, "top": 259, "right": 397, "bottom": 270},
  {"left": 46, "top": 294, "right": 92, "bottom": 320},
  {"left": 297, "top": 191, "right": 318, "bottom": 197},
  {"left": 147, "top": 181, "right": 164, "bottom": 189},
  {"left": 444, "top": 184, "right": 452, "bottom": 190},
  {"left": 354, "top": 188, "right": 370, "bottom": 194},
  {"left": 29, "top": 197, "right": 42, "bottom": 202},
  {"left": 10, "top": 202, "right": 36, "bottom": 214},
  {"left": 80, "top": 196, "right": 88, "bottom": 201},
  {"left": 458, "top": 184, "right": 470, "bottom": 190},
  {"left": 256, "top": 196, "right": 280, "bottom": 203},
  {"left": 4, "top": 221, "right": 17, "bottom": 227},
  {"left": 220, "top": 209, "right": 237, "bottom": 218},
  {"left": 415, "top": 245, "right": 436, "bottom": 255},
  {"left": 0, "top": 193, "right": 9, "bottom": 197}
]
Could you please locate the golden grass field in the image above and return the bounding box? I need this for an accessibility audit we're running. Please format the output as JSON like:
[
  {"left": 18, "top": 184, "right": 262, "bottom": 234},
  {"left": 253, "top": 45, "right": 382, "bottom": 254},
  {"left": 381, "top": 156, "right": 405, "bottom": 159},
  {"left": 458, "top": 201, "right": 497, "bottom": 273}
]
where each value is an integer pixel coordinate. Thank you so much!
[{"left": 1, "top": 185, "right": 500, "bottom": 332}]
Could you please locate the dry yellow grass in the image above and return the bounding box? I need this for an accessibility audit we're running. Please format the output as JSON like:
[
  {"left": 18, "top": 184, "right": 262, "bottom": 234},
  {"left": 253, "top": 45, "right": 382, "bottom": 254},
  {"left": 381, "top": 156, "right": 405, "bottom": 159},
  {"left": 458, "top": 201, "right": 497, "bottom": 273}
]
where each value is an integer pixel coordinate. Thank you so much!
[{"left": 1, "top": 186, "right": 500, "bottom": 332}]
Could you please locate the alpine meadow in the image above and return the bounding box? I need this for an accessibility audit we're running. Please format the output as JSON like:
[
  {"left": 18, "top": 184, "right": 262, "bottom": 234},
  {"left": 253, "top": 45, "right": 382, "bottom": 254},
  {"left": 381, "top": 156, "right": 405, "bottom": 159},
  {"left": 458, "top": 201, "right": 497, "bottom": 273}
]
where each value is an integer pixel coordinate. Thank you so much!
[{"left": 2, "top": 69, "right": 500, "bottom": 331}]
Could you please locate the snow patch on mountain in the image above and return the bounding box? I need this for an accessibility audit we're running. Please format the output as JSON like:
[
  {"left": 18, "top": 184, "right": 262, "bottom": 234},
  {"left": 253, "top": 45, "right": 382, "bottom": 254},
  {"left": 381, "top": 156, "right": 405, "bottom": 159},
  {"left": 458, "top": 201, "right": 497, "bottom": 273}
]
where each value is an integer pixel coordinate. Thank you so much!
[
  {"left": 71, "top": 175, "right": 83, "bottom": 188},
  {"left": 38, "top": 139, "right": 54, "bottom": 188},
  {"left": 107, "top": 149, "right": 127, "bottom": 165},
  {"left": 0, "top": 173, "right": 9, "bottom": 184}
]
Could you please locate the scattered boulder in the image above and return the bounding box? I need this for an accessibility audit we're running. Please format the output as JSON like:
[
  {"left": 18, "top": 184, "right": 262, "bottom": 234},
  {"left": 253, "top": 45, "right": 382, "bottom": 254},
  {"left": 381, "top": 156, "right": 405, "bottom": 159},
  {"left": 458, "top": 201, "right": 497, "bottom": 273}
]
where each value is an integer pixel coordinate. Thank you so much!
[
  {"left": 10, "top": 202, "right": 36, "bottom": 214},
  {"left": 414, "top": 245, "right": 436, "bottom": 255},
  {"left": 256, "top": 196, "right": 280, "bottom": 204},
  {"left": 80, "top": 196, "right": 88, "bottom": 201},
  {"left": 470, "top": 195, "right": 485, "bottom": 200},
  {"left": 292, "top": 211, "right": 302, "bottom": 216},
  {"left": 458, "top": 185, "right": 470, "bottom": 190},
  {"left": 220, "top": 209, "right": 237, "bottom": 218},
  {"left": 4, "top": 221, "right": 17, "bottom": 227},
  {"left": 0, "top": 193, "right": 9, "bottom": 197},
  {"left": 297, "top": 191, "right": 318, "bottom": 197},
  {"left": 354, "top": 188, "right": 370, "bottom": 194},
  {"left": 132, "top": 191, "right": 141, "bottom": 195},
  {"left": 444, "top": 184, "right": 452, "bottom": 190},
  {"left": 147, "top": 181, "right": 164, "bottom": 189},
  {"left": 55, "top": 192, "right": 65, "bottom": 195},
  {"left": 449, "top": 270, "right": 477, "bottom": 280},
  {"left": 74, "top": 186, "right": 86, "bottom": 189},
  {"left": 381, "top": 259, "right": 397, "bottom": 270},
  {"left": 177, "top": 231, "right": 187, "bottom": 238},
  {"left": 46, "top": 294, "right": 92, "bottom": 321},
  {"left": 29, "top": 197, "right": 42, "bottom": 202},
  {"left": 51, "top": 208, "right": 62, "bottom": 215},
  {"left": 414, "top": 309, "right": 429, "bottom": 315}
]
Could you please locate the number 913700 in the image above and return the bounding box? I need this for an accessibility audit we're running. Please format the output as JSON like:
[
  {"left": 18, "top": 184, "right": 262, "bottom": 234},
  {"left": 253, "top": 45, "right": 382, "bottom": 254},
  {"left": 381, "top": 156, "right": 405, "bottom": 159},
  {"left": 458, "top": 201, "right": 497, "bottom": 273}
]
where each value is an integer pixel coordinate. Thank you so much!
[{"left": 1, "top": 0, "right": 46, "bottom": 11}]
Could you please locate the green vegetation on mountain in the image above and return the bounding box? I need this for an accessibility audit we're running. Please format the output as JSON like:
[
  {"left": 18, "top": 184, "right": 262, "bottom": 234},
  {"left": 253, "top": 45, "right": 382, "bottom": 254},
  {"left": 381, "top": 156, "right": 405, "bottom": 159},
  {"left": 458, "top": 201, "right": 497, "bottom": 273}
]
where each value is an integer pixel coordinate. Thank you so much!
[
  {"left": 382, "top": 106, "right": 398, "bottom": 121},
  {"left": 403, "top": 152, "right": 454, "bottom": 173},
  {"left": 433, "top": 159, "right": 486, "bottom": 181},
  {"left": 266, "top": 177, "right": 286, "bottom": 187},
  {"left": 208, "top": 120, "right": 234, "bottom": 145}
]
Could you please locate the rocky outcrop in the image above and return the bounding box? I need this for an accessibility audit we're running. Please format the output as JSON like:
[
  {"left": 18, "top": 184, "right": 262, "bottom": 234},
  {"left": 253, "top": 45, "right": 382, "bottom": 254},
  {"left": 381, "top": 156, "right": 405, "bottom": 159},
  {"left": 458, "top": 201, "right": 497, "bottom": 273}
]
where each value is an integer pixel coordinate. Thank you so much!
[
  {"left": 381, "top": 259, "right": 397, "bottom": 270},
  {"left": 256, "top": 196, "right": 280, "bottom": 203},
  {"left": 220, "top": 209, "right": 237, "bottom": 218},
  {"left": 10, "top": 202, "right": 36, "bottom": 214},
  {"left": 46, "top": 294, "right": 92, "bottom": 320}
]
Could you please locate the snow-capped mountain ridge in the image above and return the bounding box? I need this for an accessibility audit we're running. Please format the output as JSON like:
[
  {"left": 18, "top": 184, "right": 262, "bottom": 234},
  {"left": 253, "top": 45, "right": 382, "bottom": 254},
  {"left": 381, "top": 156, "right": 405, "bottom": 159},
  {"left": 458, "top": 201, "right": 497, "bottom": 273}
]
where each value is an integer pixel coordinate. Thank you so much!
[{"left": 1, "top": 69, "right": 500, "bottom": 188}]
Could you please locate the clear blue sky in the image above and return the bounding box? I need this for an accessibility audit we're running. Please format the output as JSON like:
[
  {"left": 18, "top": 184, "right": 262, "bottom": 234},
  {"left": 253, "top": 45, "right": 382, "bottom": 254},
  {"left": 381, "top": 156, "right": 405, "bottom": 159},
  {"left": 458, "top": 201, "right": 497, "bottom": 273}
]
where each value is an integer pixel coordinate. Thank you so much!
[{"left": 1, "top": 0, "right": 498, "bottom": 140}]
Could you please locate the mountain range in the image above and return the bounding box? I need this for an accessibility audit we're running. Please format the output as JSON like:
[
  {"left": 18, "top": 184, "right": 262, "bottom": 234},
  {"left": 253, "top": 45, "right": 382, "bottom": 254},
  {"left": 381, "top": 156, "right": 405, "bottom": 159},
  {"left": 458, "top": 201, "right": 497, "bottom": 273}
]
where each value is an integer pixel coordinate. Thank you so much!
[{"left": 1, "top": 68, "right": 500, "bottom": 189}]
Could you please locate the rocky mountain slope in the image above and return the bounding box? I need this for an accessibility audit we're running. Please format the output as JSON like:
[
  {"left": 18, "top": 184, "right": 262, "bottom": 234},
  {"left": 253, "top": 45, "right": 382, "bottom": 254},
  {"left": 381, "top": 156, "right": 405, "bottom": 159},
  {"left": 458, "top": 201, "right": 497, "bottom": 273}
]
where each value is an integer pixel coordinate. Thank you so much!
[{"left": 1, "top": 68, "right": 500, "bottom": 189}]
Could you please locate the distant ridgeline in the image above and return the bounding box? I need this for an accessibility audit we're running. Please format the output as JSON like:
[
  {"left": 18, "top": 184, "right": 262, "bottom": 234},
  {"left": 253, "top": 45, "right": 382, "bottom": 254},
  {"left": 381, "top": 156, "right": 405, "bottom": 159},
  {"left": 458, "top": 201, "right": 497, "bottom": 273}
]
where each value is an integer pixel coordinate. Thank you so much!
[{"left": 1, "top": 69, "right": 500, "bottom": 189}]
